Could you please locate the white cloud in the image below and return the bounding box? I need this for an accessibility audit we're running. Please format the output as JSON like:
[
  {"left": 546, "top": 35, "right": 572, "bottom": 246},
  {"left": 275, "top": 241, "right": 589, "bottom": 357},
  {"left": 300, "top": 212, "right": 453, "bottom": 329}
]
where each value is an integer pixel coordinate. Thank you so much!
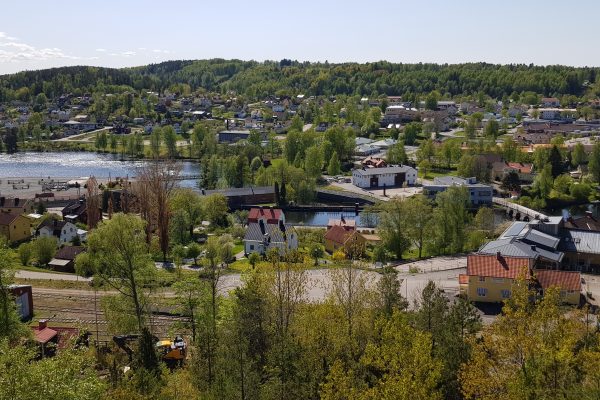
[
  {"left": 121, "top": 51, "right": 136, "bottom": 57},
  {"left": 152, "top": 49, "right": 170, "bottom": 54},
  {"left": 0, "top": 32, "right": 87, "bottom": 63},
  {"left": 95, "top": 48, "right": 106, "bottom": 52},
  {"left": 0, "top": 32, "right": 18, "bottom": 41}
]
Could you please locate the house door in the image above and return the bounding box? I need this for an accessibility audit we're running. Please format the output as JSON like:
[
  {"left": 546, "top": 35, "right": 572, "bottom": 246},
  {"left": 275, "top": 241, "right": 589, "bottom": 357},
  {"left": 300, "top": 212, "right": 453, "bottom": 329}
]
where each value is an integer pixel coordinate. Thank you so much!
[
  {"left": 370, "top": 177, "right": 378, "bottom": 187},
  {"left": 394, "top": 173, "right": 405, "bottom": 186}
]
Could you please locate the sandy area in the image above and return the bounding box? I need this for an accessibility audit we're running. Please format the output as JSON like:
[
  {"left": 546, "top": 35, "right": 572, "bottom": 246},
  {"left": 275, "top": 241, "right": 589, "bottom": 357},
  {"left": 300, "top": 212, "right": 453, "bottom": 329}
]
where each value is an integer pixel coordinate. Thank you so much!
[{"left": 0, "top": 176, "right": 112, "bottom": 199}]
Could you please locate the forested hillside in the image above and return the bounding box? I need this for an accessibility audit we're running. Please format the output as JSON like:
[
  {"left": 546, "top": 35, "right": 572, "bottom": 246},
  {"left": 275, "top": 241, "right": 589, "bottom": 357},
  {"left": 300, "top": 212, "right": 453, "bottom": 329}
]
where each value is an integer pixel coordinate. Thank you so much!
[{"left": 1, "top": 59, "right": 600, "bottom": 101}]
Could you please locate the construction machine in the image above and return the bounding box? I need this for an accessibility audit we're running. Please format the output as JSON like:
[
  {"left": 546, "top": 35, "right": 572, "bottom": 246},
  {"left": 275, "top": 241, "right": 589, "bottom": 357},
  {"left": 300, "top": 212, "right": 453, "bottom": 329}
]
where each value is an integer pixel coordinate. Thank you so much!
[{"left": 112, "top": 334, "right": 187, "bottom": 366}]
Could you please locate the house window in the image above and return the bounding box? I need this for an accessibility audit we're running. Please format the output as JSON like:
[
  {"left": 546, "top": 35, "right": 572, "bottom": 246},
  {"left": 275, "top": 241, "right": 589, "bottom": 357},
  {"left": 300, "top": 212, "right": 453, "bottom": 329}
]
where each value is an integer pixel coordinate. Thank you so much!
[
  {"left": 501, "top": 289, "right": 511, "bottom": 298},
  {"left": 477, "top": 287, "right": 487, "bottom": 297},
  {"left": 478, "top": 276, "right": 485, "bottom": 282},
  {"left": 250, "top": 245, "right": 254, "bottom": 250}
]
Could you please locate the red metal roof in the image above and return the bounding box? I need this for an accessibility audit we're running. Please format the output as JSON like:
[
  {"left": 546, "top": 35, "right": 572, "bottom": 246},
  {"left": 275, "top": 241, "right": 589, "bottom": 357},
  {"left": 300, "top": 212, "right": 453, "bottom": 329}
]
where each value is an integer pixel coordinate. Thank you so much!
[
  {"left": 33, "top": 327, "right": 58, "bottom": 344},
  {"left": 248, "top": 207, "right": 283, "bottom": 223},
  {"left": 534, "top": 270, "right": 581, "bottom": 292},
  {"left": 467, "top": 254, "right": 531, "bottom": 279}
]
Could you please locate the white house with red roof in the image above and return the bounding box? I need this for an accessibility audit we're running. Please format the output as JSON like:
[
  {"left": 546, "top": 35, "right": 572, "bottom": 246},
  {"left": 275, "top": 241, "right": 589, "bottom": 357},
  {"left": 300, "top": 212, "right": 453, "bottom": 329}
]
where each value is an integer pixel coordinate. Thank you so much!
[{"left": 244, "top": 207, "right": 296, "bottom": 256}]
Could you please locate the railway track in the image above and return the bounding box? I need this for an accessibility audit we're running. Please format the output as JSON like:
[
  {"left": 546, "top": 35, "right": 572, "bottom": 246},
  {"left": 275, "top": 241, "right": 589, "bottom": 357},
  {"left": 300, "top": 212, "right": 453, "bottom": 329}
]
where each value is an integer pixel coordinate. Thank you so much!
[{"left": 34, "top": 304, "right": 191, "bottom": 322}]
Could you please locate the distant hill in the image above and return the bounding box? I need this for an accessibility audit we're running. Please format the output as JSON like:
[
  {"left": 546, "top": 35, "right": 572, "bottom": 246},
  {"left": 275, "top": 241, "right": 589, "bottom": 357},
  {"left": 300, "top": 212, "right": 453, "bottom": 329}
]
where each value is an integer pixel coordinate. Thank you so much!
[{"left": 1, "top": 59, "right": 599, "bottom": 100}]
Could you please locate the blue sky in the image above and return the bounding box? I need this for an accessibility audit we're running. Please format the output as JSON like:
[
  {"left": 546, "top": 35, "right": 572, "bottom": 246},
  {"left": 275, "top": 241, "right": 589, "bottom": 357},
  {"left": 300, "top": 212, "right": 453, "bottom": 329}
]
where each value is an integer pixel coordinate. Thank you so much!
[{"left": 1, "top": 0, "right": 599, "bottom": 74}]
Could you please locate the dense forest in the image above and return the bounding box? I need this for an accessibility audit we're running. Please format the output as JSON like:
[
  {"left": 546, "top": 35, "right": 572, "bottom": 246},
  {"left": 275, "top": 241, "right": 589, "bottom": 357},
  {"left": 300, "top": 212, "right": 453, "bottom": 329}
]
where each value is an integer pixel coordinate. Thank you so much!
[{"left": 1, "top": 59, "right": 600, "bottom": 101}]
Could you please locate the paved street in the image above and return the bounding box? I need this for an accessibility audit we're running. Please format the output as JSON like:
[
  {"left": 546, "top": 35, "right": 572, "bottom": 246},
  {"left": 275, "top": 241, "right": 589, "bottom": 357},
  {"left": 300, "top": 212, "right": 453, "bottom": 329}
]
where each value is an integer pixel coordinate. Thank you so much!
[{"left": 17, "top": 255, "right": 466, "bottom": 306}]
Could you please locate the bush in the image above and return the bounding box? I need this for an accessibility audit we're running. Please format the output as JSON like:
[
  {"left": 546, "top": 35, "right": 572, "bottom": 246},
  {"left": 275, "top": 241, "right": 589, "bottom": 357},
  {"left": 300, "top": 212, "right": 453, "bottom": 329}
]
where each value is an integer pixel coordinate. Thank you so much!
[
  {"left": 33, "top": 236, "right": 57, "bottom": 266},
  {"left": 17, "top": 242, "right": 32, "bottom": 266}
]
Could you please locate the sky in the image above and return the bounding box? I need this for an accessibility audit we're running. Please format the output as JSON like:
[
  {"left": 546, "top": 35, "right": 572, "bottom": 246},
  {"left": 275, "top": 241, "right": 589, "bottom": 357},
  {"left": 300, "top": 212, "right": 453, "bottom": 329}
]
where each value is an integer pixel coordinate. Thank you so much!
[{"left": 1, "top": 0, "right": 599, "bottom": 75}]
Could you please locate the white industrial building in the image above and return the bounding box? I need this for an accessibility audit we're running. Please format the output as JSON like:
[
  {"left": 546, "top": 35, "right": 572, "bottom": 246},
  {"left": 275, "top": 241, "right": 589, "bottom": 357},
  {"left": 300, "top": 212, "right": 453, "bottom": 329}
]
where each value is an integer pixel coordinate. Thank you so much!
[{"left": 351, "top": 165, "right": 417, "bottom": 188}]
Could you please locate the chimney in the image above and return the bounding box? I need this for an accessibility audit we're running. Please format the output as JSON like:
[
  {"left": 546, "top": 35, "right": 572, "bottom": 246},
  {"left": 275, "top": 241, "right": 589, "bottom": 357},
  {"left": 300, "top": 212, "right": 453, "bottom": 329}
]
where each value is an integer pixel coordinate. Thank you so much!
[
  {"left": 496, "top": 251, "right": 502, "bottom": 261},
  {"left": 531, "top": 245, "right": 536, "bottom": 251},
  {"left": 39, "top": 319, "right": 47, "bottom": 330}
]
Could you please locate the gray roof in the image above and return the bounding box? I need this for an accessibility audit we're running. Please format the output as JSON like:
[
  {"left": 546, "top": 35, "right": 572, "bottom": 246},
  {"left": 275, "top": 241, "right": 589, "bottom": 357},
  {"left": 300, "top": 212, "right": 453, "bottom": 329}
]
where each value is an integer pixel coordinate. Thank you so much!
[
  {"left": 499, "top": 222, "right": 560, "bottom": 250},
  {"left": 480, "top": 237, "right": 564, "bottom": 263},
  {"left": 426, "top": 176, "right": 492, "bottom": 190},
  {"left": 523, "top": 229, "right": 560, "bottom": 250},
  {"left": 353, "top": 165, "right": 415, "bottom": 176},
  {"left": 355, "top": 137, "right": 374, "bottom": 145},
  {"left": 244, "top": 222, "right": 295, "bottom": 243},
  {"left": 559, "top": 230, "right": 600, "bottom": 255}
]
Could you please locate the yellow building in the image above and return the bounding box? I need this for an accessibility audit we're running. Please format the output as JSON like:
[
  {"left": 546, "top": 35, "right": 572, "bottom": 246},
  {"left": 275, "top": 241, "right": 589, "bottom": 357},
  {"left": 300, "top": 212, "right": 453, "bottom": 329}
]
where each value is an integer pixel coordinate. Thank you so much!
[
  {"left": 461, "top": 254, "right": 581, "bottom": 305},
  {"left": 324, "top": 225, "right": 366, "bottom": 258},
  {"left": 462, "top": 254, "right": 533, "bottom": 303},
  {"left": 534, "top": 269, "right": 581, "bottom": 305},
  {"left": 0, "top": 213, "right": 32, "bottom": 243}
]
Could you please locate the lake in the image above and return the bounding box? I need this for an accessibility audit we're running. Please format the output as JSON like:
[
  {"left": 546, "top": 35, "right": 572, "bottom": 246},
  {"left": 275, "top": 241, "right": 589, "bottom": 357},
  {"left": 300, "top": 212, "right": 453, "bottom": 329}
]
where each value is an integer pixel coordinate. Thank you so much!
[{"left": 0, "top": 152, "right": 201, "bottom": 188}]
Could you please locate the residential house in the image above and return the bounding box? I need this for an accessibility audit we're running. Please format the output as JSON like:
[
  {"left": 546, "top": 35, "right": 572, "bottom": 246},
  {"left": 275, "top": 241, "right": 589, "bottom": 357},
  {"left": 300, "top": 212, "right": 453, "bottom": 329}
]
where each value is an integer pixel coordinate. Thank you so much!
[
  {"left": 361, "top": 156, "right": 387, "bottom": 168},
  {"left": 460, "top": 253, "right": 580, "bottom": 305},
  {"left": 352, "top": 165, "right": 417, "bottom": 189},
  {"left": 248, "top": 207, "right": 285, "bottom": 224},
  {"left": 0, "top": 197, "right": 34, "bottom": 214},
  {"left": 48, "top": 246, "right": 86, "bottom": 273},
  {"left": 324, "top": 225, "right": 366, "bottom": 257},
  {"left": 243, "top": 218, "right": 298, "bottom": 256},
  {"left": 0, "top": 213, "right": 31, "bottom": 243},
  {"left": 541, "top": 97, "right": 560, "bottom": 107},
  {"left": 423, "top": 176, "right": 493, "bottom": 205},
  {"left": 383, "top": 105, "right": 420, "bottom": 124},
  {"left": 62, "top": 199, "right": 88, "bottom": 224},
  {"left": 37, "top": 220, "right": 78, "bottom": 244},
  {"left": 492, "top": 162, "right": 535, "bottom": 183}
]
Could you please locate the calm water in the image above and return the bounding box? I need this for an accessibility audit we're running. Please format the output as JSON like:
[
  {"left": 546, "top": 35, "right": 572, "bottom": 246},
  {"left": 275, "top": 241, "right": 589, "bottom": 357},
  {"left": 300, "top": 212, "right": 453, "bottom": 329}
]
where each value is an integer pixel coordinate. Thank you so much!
[
  {"left": 0, "top": 152, "right": 201, "bottom": 188},
  {"left": 285, "top": 211, "right": 379, "bottom": 227}
]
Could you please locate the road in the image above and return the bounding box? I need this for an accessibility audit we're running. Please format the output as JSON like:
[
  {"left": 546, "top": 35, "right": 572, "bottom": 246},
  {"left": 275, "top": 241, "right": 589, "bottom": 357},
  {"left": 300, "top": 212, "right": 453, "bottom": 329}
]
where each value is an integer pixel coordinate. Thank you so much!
[{"left": 17, "top": 256, "right": 466, "bottom": 306}]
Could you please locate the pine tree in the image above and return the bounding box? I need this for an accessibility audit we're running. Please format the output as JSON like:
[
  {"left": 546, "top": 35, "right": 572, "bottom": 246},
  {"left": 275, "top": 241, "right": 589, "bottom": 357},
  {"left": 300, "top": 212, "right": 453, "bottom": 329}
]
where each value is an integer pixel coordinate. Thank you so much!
[{"left": 327, "top": 151, "right": 341, "bottom": 175}]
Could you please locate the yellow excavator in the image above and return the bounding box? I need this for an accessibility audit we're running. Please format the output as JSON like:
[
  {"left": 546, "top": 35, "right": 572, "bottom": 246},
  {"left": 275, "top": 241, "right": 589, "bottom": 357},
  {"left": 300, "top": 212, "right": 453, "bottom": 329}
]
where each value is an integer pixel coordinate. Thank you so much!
[{"left": 113, "top": 334, "right": 187, "bottom": 366}]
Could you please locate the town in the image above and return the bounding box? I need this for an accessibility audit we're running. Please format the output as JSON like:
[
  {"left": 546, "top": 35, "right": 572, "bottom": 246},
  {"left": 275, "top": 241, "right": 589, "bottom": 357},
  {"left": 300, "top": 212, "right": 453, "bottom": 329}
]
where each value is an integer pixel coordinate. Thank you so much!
[{"left": 3, "top": 6, "right": 600, "bottom": 395}]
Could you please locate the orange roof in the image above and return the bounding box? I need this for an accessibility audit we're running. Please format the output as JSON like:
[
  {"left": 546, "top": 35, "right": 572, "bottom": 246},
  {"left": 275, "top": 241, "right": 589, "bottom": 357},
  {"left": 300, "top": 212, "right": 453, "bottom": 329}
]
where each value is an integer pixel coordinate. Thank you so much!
[
  {"left": 506, "top": 162, "right": 533, "bottom": 174},
  {"left": 34, "top": 327, "right": 58, "bottom": 344},
  {"left": 467, "top": 254, "right": 531, "bottom": 279},
  {"left": 534, "top": 270, "right": 581, "bottom": 292},
  {"left": 324, "top": 225, "right": 353, "bottom": 245}
]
